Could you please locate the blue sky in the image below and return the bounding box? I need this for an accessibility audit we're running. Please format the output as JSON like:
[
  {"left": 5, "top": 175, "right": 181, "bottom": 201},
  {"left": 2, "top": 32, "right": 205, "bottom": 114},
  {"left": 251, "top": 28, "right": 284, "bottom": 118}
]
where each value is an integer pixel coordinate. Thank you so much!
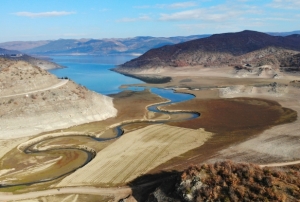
[{"left": 0, "top": 0, "right": 299, "bottom": 42}]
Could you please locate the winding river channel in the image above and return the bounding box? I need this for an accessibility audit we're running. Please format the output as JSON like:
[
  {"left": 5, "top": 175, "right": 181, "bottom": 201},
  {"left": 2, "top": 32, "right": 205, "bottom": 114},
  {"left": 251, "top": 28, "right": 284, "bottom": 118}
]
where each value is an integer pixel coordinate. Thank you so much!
[
  {"left": 2, "top": 87, "right": 199, "bottom": 188},
  {"left": 1, "top": 55, "right": 200, "bottom": 187}
]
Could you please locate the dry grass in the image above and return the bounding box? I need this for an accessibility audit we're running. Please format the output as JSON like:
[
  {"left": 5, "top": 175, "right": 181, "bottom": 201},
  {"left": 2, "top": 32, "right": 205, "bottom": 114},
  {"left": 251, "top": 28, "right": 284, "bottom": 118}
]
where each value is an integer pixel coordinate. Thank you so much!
[{"left": 57, "top": 125, "right": 212, "bottom": 187}]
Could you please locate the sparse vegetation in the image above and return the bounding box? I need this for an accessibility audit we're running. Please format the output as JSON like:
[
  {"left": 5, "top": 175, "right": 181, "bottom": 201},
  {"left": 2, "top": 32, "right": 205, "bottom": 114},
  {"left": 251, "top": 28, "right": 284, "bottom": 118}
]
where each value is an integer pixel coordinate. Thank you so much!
[{"left": 148, "top": 161, "right": 300, "bottom": 202}]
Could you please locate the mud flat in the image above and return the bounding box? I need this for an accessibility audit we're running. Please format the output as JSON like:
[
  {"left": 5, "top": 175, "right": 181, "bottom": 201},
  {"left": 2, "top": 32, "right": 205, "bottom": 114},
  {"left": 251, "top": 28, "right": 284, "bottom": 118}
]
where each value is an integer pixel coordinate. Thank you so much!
[
  {"left": 210, "top": 85, "right": 300, "bottom": 164},
  {"left": 122, "top": 66, "right": 299, "bottom": 171},
  {"left": 57, "top": 125, "right": 212, "bottom": 186},
  {"left": 0, "top": 89, "right": 176, "bottom": 192},
  {"left": 62, "top": 89, "right": 169, "bottom": 137}
]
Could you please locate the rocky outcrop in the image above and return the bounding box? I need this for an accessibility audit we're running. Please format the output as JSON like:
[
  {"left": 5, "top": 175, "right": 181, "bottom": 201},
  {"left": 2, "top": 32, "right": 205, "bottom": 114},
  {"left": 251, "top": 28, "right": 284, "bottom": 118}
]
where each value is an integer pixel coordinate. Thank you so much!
[
  {"left": 147, "top": 161, "right": 300, "bottom": 202},
  {"left": 116, "top": 31, "right": 300, "bottom": 73},
  {"left": 0, "top": 58, "right": 117, "bottom": 139},
  {"left": 280, "top": 53, "right": 300, "bottom": 71}
]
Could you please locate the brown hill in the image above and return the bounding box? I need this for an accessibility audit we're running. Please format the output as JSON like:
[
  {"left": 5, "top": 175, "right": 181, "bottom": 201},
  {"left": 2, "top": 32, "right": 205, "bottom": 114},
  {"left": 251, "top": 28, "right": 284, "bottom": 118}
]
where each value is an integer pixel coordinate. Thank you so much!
[
  {"left": 145, "top": 161, "right": 300, "bottom": 202},
  {"left": 280, "top": 53, "right": 300, "bottom": 71},
  {"left": 0, "top": 40, "right": 50, "bottom": 51},
  {"left": 0, "top": 47, "right": 63, "bottom": 70},
  {"left": 116, "top": 30, "right": 300, "bottom": 72},
  {"left": 0, "top": 58, "right": 117, "bottom": 138}
]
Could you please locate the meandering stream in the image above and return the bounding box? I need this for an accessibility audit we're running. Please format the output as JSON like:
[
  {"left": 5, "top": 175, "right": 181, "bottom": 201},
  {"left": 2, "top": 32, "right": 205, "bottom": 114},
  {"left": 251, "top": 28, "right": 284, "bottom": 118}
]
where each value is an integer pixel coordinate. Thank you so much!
[
  {"left": 1, "top": 55, "right": 200, "bottom": 187},
  {"left": 1, "top": 87, "right": 199, "bottom": 187}
]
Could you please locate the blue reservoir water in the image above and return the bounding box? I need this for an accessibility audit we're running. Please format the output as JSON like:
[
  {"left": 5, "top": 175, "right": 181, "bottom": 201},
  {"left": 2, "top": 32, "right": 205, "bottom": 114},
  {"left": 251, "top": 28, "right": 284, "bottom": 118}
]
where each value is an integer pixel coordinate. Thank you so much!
[
  {"left": 48, "top": 55, "right": 195, "bottom": 104},
  {"left": 148, "top": 88, "right": 196, "bottom": 118},
  {"left": 48, "top": 55, "right": 143, "bottom": 95},
  {"left": 151, "top": 88, "right": 193, "bottom": 103}
]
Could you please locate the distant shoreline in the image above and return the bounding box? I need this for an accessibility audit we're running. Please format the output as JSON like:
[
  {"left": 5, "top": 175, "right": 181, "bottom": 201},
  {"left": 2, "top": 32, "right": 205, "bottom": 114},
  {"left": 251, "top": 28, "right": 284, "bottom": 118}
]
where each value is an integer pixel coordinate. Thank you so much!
[{"left": 31, "top": 53, "right": 142, "bottom": 57}]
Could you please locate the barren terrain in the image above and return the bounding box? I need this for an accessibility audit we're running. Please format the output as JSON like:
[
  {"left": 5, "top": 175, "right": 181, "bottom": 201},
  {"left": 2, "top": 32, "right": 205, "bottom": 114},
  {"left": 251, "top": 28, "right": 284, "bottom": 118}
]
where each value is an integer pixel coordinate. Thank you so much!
[
  {"left": 1, "top": 52, "right": 300, "bottom": 201},
  {"left": 57, "top": 125, "right": 212, "bottom": 186},
  {"left": 123, "top": 65, "right": 300, "bottom": 169},
  {"left": 0, "top": 58, "right": 117, "bottom": 138}
]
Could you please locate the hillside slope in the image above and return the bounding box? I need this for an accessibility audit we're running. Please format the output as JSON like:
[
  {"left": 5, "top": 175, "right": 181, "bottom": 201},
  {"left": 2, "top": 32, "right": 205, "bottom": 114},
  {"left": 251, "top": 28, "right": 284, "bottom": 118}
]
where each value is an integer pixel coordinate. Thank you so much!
[
  {"left": 0, "top": 40, "right": 50, "bottom": 51},
  {"left": 0, "top": 58, "right": 117, "bottom": 138},
  {"left": 146, "top": 161, "right": 300, "bottom": 202},
  {"left": 116, "top": 30, "right": 300, "bottom": 73},
  {"left": 0, "top": 48, "right": 63, "bottom": 70}
]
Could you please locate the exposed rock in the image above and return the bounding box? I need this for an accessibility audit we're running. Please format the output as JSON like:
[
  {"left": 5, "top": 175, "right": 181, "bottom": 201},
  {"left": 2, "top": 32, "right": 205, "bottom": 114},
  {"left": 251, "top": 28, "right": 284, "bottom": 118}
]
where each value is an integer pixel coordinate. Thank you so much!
[
  {"left": 280, "top": 53, "right": 300, "bottom": 70},
  {"left": 147, "top": 188, "right": 181, "bottom": 202},
  {"left": 146, "top": 161, "right": 300, "bottom": 202}
]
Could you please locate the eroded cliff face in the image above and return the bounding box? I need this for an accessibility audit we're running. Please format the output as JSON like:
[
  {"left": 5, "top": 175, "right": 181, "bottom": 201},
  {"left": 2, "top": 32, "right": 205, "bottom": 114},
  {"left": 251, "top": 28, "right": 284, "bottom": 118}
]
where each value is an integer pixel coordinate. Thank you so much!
[{"left": 0, "top": 58, "right": 117, "bottom": 138}]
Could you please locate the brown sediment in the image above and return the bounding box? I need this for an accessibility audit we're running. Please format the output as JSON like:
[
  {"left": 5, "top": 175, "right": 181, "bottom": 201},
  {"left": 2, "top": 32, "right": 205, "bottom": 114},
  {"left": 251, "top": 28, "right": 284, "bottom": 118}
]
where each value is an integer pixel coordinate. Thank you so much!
[
  {"left": 62, "top": 89, "right": 168, "bottom": 137},
  {"left": 0, "top": 148, "right": 88, "bottom": 186},
  {"left": 56, "top": 125, "right": 212, "bottom": 187},
  {"left": 0, "top": 89, "right": 170, "bottom": 190},
  {"left": 0, "top": 135, "right": 113, "bottom": 188},
  {"left": 150, "top": 96, "right": 297, "bottom": 172}
]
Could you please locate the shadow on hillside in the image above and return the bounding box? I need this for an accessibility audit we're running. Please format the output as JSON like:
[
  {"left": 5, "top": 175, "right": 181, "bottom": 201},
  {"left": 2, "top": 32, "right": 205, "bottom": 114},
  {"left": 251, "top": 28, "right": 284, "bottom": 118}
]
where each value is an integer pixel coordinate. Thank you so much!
[{"left": 127, "top": 170, "right": 181, "bottom": 202}]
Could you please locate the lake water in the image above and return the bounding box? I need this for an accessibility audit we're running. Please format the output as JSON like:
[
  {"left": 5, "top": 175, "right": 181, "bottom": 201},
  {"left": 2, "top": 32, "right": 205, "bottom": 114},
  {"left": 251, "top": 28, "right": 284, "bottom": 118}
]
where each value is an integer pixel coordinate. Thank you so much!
[
  {"left": 49, "top": 55, "right": 143, "bottom": 95},
  {"left": 48, "top": 55, "right": 195, "bottom": 103},
  {"left": 5, "top": 55, "right": 198, "bottom": 187}
]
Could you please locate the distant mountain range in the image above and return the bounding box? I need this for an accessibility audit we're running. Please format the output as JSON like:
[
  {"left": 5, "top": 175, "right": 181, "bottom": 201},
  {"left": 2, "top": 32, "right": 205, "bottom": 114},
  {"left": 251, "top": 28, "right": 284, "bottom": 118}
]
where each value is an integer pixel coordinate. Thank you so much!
[
  {"left": 0, "top": 35, "right": 210, "bottom": 55},
  {"left": 116, "top": 30, "right": 300, "bottom": 72},
  {"left": 1, "top": 31, "right": 299, "bottom": 56},
  {"left": 267, "top": 30, "right": 300, "bottom": 36},
  {"left": 0, "top": 47, "right": 21, "bottom": 54}
]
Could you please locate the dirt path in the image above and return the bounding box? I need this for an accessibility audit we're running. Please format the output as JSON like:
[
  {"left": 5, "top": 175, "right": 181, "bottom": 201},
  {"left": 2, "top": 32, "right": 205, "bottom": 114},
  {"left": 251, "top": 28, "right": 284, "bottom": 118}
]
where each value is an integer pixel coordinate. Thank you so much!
[
  {"left": 0, "top": 79, "right": 68, "bottom": 99},
  {"left": 259, "top": 160, "right": 300, "bottom": 168},
  {"left": 0, "top": 186, "right": 132, "bottom": 202},
  {"left": 0, "top": 176, "right": 173, "bottom": 201}
]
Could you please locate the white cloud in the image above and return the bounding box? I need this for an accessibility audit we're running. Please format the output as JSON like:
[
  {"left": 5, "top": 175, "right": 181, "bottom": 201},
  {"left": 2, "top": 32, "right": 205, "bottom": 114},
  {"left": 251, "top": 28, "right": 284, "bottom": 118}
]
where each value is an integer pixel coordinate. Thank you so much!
[
  {"left": 135, "top": 1, "right": 198, "bottom": 9},
  {"left": 159, "top": 8, "right": 241, "bottom": 22},
  {"left": 134, "top": 5, "right": 151, "bottom": 9},
  {"left": 265, "top": 17, "right": 294, "bottom": 21},
  {"left": 157, "top": 1, "right": 198, "bottom": 9},
  {"left": 116, "top": 15, "right": 151, "bottom": 22},
  {"left": 100, "top": 8, "right": 110, "bottom": 12},
  {"left": 13, "top": 11, "right": 75, "bottom": 18},
  {"left": 159, "top": 3, "right": 263, "bottom": 22},
  {"left": 176, "top": 18, "right": 265, "bottom": 34},
  {"left": 269, "top": 0, "right": 300, "bottom": 9}
]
